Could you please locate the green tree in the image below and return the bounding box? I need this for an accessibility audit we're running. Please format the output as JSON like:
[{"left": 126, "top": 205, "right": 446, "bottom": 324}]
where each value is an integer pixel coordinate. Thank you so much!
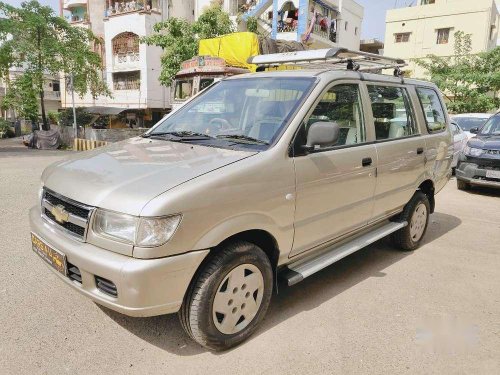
[
  {"left": 0, "top": 1, "right": 109, "bottom": 130},
  {"left": 415, "top": 31, "right": 500, "bottom": 113},
  {"left": 142, "top": 18, "right": 197, "bottom": 87},
  {"left": 192, "top": 2, "right": 235, "bottom": 39},
  {"left": 142, "top": 2, "right": 234, "bottom": 86},
  {"left": 59, "top": 107, "right": 93, "bottom": 128},
  {"left": 1, "top": 73, "right": 39, "bottom": 122}
]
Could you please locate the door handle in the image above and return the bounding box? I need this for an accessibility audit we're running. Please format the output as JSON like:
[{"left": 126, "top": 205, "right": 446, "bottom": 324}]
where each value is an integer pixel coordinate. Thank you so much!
[
  {"left": 362, "top": 157, "right": 372, "bottom": 167},
  {"left": 417, "top": 147, "right": 424, "bottom": 155}
]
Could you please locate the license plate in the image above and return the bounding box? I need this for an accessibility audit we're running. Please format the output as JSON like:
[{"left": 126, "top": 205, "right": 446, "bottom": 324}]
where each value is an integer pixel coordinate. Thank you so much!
[
  {"left": 31, "top": 233, "right": 67, "bottom": 275},
  {"left": 486, "top": 170, "right": 500, "bottom": 180}
]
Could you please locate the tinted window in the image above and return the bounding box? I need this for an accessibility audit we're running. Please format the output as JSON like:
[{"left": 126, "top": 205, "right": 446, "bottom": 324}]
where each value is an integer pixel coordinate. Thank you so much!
[
  {"left": 306, "top": 84, "right": 366, "bottom": 147},
  {"left": 368, "top": 85, "right": 417, "bottom": 140},
  {"left": 416, "top": 87, "right": 447, "bottom": 133}
]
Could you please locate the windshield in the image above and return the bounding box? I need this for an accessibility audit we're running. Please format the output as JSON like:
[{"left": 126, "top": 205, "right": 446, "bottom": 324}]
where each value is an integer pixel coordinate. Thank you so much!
[
  {"left": 174, "top": 79, "right": 193, "bottom": 101},
  {"left": 151, "top": 77, "right": 315, "bottom": 147},
  {"left": 453, "top": 116, "right": 489, "bottom": 131},
  {"left": 479, "top": 113, "right": 500, "bottom": 135}
]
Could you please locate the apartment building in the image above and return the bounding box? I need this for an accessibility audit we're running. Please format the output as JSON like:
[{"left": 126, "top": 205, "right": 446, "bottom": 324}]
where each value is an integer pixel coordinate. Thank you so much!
[
  {"left": 222, "top": 0, "right": 363, "bottom": 49},
  {"left": 60, "top": 0, "right": 194, "bottom": 128},
  {"left": 384, "top": 0, "right": 499, "bottom": 78}
]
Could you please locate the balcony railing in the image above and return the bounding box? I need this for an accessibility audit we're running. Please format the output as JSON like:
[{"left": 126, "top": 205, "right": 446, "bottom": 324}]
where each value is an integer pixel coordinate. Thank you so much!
[
  {"left": 113, "top": 52, "right": 140, "bottom": 70},
  {"left": 311, "top": 22, "right": 337, "bottom": 43},
  {"left": 105, "top": 1, "right": 160, "bottom": 18},
  {"left": 44, "top": 91, "right": 61, "bottom": 100}
]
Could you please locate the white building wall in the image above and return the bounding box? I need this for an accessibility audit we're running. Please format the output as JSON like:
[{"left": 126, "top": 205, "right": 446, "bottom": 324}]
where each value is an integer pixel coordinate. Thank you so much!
[
  {"left": 384, "top": 0, "right": 499, "bottom": 78},
  {"left": 338, "top": 0, "right": 363, "bottom": 49}
]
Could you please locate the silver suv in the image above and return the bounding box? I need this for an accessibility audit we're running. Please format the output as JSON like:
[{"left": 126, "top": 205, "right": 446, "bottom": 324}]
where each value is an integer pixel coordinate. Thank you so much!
[{"left": 30, "top": 51, "right": 452, "bottom": 351}]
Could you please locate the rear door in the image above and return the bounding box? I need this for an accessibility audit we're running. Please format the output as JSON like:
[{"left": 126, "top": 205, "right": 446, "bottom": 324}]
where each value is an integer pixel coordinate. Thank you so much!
[
  {"left": 366, "top": 83, "right": 426, "bottom": 222},
  {"left": 291, "top": 82, "right": 377, "bottom": 256}
]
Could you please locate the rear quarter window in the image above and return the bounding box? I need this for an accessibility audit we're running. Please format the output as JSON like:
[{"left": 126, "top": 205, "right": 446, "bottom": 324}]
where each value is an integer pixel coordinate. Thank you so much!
[{"left": 416, "top": 87, "right": 447, "bottom": 133}]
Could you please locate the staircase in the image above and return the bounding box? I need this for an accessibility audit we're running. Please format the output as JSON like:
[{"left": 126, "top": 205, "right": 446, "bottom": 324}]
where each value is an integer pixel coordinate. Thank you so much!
[{"left": 241, "top": 0, "right": 273, "bottom": 21}]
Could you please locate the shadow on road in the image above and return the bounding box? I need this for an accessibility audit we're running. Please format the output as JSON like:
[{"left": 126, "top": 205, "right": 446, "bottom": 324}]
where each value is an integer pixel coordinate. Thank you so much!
[{"left": 101, "top": 212, "right": 461, "bottom": 356}]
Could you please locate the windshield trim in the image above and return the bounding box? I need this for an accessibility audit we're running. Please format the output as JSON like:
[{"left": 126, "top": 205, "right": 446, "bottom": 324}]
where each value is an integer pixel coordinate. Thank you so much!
[{"left": 147, "top": 76, "right": 320, "bottom": 151}]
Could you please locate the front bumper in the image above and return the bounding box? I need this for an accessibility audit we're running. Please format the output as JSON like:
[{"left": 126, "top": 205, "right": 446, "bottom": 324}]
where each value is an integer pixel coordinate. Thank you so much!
[
  {"left": 456, "top": 160, "right": 500, "bottom": 189},
  {"left": 29, "top": 206, "right": 209, "bottom": 317}
]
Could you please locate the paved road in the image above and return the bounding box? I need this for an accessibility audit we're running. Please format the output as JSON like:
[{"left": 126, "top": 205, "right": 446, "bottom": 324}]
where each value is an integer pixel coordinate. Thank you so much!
[{"left": 1, "top": 138, "right": 500, "bottom": 374}]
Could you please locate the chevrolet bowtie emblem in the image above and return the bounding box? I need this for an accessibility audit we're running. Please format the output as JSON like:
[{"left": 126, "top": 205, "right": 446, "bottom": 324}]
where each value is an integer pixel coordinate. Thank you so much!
[{"left": 51, "top": 204, "right": 69, "bottom": 224}]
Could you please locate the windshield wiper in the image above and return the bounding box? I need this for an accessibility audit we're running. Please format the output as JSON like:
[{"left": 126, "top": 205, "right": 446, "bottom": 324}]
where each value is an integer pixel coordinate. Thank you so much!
[
  {"left": 144, "top": 131, "right": 213, "bottom": 141},
  {"left": 216, "top": 134, "right": 269, "bottom": 145}
]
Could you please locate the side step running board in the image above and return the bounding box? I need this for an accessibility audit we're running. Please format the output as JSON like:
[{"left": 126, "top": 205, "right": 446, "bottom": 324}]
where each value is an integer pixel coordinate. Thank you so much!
[{"left": 284, "top": 221, "right": 407, "bottom": 286}]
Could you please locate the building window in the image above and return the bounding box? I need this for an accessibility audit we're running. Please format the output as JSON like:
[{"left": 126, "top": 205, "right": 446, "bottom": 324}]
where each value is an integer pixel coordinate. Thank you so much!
[
  {"left": 355, "top": 27, "right": 358, "bottom": 35},
  {"left": 113, "top": 71, "right": 140, "bottom": 90},
  {"left": 112, "top": 32, "right": 139, "bottom": 55},
  {"left": 395, "top": 33, "right": 410, "bottom": 43},
  {"left": 345, "top": 21, "right": 348, "bottom": 31},
  {"left": 436, "top": 28, "right": 450, "bottom": 44}
]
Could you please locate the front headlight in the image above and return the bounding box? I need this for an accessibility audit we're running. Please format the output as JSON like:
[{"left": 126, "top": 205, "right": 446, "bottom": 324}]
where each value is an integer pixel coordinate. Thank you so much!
[
  {"left": 464, "top": 145, "right": 483, "bottom": 157},
  {"left": 93, "top": 209, "right": 181, "bottom": 247}
]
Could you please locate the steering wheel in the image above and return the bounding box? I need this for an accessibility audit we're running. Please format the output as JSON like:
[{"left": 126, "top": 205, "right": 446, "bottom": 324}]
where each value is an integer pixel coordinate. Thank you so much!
[{"left": 208, "top": 118, "right": 233, "bottom": 132}]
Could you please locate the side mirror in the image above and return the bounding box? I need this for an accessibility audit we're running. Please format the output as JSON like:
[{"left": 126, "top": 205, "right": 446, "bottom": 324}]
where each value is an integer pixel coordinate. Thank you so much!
[
  {"left": 469, "top": 127, "right": 479, "bottom": 134},
  {"left": 305, "top": 121, "right": 340, "bottom": 151}
]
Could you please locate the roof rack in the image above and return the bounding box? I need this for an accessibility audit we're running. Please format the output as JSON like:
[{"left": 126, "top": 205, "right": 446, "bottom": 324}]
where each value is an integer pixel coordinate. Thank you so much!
[{"left": 248, "top": 48, "right": 406, "bottom": 76}]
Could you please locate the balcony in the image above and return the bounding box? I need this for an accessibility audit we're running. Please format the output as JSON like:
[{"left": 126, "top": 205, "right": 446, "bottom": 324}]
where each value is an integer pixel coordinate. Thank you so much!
[
  {"left": 104, "top": 0, "right": 161, "bottom": 18},
  {"left": 63, "top": 0, "right": 87, "bottom": 9},
  {"left": 44, "top": 91, "right": 61, "bottom": 100},
  {"left": 111, "top": 32, "right": 141, "bottom": 72},
  {"left": 113, "top": 52, "right": 141, "bottom": 71}
]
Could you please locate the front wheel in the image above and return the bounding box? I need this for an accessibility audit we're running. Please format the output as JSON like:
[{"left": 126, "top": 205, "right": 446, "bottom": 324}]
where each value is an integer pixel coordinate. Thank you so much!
[
  {"left": 391, "top": 191, "right": 430, "bottom": 251},
  {"left": 179, "top": 241, "right": 273, "bottom": 351}
]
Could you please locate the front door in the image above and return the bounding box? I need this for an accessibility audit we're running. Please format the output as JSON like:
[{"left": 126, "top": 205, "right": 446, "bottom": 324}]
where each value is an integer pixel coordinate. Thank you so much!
[{"left": 291, "top": 83, "right": 377, "bottom": 257}]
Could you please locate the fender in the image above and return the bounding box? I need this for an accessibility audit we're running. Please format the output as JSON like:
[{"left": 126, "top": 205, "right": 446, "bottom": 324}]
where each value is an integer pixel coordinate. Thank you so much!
[{"left": 193, "top": 212, "right": 293, "bottom": 258}]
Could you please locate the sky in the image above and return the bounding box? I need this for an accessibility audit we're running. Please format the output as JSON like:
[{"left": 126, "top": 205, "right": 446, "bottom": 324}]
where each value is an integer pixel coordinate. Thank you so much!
[{"left": 4, "top": 0, "right": 500, "bottom": 41}]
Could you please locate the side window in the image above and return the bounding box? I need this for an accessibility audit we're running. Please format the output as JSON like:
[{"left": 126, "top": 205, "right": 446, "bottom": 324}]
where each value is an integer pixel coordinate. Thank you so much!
[
  {"left": 416, "top": 87, "right": 447, "bottom": 133},
  {"left": 306, "top": 84, "right": 366, "bottom": 147},
  {"left": 367, "top": 85, "right": 417, "bottom": 141}
]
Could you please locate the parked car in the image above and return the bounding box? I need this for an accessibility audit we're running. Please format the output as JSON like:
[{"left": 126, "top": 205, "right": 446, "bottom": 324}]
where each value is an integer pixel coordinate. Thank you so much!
[
  {"left": 456, "top": 111, "right": 500, "bottom": 190},
  {"left": 451, "top": 113, "right": 491, "bottom": 139},
  {"left": 29, "top": 50, "right": 452, "bottom": 351},
  {"left": 451, "top": 121, "right": 468, "bottom": 169}
]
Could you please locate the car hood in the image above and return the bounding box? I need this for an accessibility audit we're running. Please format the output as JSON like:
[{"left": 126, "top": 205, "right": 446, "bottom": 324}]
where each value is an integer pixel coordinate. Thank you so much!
[
  {"left": 42, "top": 137, "right": 257, "bottom": 215},
  {"left": 468, "top": 135, "right": 500, "bottom": 150}
]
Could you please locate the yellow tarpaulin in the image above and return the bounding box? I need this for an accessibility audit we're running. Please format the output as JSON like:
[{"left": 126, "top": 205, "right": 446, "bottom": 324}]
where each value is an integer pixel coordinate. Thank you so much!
[{"left": 199, "top": 32, "right": 260, "bottom": 72}]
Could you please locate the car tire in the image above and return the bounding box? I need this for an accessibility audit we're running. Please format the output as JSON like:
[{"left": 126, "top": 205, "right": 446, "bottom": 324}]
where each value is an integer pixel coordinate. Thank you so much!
[
  {"left": 391, "top": 191, "right": 430, "bottom": 251},
  {"left": 457, "top": 179, "right": 471, "bottom": 190},
  {"left": 179, "top": 241, "right": 273, "bottom": 351}
]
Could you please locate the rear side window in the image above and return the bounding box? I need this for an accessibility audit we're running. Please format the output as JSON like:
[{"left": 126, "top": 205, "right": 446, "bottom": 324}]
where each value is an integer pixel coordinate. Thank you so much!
[
  {"left": 416, "top": 87, "right": 447, "bottom": 133},
  {"left": 367, "top": 85, "right": 417, "bottom": 141}
]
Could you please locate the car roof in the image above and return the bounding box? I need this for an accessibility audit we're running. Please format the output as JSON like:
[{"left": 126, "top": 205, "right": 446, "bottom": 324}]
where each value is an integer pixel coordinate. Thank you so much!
[{"left": 224, "top": 69, "right": 437, "bottom": 88}]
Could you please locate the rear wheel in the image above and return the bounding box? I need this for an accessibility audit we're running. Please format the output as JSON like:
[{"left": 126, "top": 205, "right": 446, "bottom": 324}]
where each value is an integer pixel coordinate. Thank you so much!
[
  {"left": 179, "top": 241, "right": 273, "bottom": 351},
  {"left": 457, "top": 179, "right": 471, "bottom": 191},
  {"left": 391, "top": 191, "right": 430, "bottom": 251}
]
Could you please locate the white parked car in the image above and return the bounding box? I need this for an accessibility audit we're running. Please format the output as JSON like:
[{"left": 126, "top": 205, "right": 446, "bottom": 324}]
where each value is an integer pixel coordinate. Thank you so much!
[
  {"left": 451, "top": 121, "right": 468, "bottom": 169},
  {"left": 451, "top": 113, "right": 491, "bottom": 139}
]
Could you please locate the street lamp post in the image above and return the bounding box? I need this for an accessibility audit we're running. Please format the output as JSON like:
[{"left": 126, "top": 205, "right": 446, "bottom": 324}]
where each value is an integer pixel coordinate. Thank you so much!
[{"left": 70, "top": 73, "right": 77, "bottom": 138}]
